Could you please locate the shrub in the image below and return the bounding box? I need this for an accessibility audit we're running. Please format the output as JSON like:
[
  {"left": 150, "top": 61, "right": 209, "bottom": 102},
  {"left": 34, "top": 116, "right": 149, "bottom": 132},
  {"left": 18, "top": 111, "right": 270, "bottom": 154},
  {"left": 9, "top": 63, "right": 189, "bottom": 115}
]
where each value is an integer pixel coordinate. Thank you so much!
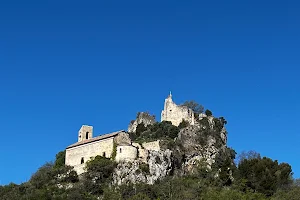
[
  {"left": 53, "top": 150, "right": 65, "bottom": 169},
  {"left": 84, "top": 156, "right": 117, "bottom": 195},
  {"left": 139, "top": 163, "right": 150, "bottom": 174},
  {"left": 178, "top": 119, "right": 190, "bottom": 129},
  {"left": 205, "top": 109, "right": 213, "bottom": 116}
]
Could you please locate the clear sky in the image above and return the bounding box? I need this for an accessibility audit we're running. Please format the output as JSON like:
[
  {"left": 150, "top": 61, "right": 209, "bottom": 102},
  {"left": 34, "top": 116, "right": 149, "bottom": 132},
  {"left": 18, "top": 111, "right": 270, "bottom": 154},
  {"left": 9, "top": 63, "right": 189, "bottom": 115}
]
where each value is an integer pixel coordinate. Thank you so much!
[{"left": 0, "top": 0, "right": 299, "bottom": 185}]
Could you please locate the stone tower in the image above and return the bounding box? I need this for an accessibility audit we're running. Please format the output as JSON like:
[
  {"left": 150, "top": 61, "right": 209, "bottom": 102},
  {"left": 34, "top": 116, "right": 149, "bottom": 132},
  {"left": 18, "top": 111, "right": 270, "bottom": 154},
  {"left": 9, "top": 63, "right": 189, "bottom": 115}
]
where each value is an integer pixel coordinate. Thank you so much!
[
  {"left": 78, "top": 125, "right": 93, "bottom": 142},
  {"left": 161, "top": 93, "right": 195, "bottom": 126}
]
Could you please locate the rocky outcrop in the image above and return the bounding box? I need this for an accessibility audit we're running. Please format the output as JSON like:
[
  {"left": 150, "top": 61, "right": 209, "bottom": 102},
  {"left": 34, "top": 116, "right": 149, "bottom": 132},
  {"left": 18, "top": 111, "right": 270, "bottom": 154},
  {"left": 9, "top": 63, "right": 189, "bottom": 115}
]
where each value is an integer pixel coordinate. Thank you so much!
[
  {"left": 113, "top": 149, "right": 172, "bottom": 185},
  {"left": 128, "top": 112, "right": 156, "bottom": 133},
  {"left": 177, "top": 121, "right": 227, "bottom": 173},
  {"left": 114, "top": 132, "right": 131, "bottom": 145},
  {"left": 114, "top": 116, "right": 229, "bottom": 185}
]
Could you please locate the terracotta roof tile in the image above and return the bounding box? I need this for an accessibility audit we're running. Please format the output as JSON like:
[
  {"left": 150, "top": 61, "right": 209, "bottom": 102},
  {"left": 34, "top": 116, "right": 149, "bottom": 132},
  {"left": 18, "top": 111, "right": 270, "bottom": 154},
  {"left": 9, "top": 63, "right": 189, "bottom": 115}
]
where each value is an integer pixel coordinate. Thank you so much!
[{"left": 66, "top": 130, "right": 125, "bottom": 149}]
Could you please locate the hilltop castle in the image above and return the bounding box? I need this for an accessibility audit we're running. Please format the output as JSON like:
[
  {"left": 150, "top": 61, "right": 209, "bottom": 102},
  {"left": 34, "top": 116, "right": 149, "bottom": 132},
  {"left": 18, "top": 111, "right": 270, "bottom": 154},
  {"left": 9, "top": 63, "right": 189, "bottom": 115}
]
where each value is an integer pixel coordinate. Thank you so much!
[
  {"left": 161, "top": 92, "right": 195, "bottom": 126},
  {"left": 65, "top": 93, "right": 199, "bottom": 175}
]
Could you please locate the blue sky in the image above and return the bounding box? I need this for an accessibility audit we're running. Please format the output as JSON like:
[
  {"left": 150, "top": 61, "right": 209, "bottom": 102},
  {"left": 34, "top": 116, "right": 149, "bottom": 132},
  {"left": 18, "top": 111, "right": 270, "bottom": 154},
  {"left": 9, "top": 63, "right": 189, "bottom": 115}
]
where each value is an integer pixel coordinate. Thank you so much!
[{"left": 0, "top": 0, "right": 299, "bottom": 185}]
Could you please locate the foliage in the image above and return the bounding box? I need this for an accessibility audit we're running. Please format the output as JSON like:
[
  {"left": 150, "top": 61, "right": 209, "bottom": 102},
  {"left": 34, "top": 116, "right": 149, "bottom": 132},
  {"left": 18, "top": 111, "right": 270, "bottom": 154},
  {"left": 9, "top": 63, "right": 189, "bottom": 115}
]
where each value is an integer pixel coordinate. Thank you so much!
[
  {"left": 1, "top": 154, "right": 297, "bottom": 200},
  {"left": 83, "top": 155, "right": 117, "bottom": 195},
  {"left": 199, "top": 117, "right": 210, "bottom": 129},
  {"left": 178, "top": 119, "right": 189, "bottom": 129},
  {"left": 130, "top": 121, "right": 180, "bottom": 143},
  {"left": 181, "top": 100, "right": 204, "bottom": 114},
  {"left": 139, "top": 163, "right": 150, "bottom": 174},
  {"left": 54, "top": 150, "right": 66, "bottom": 169},
  {"left": 235, "top": 150, "right": 261, "bottom": 165},
  {"left": 111, "top": 142, "right": 117, "bottom": 160},
  {"left": 271, "top": 186, "right": 300, "bottom": 200},
  {"left": 211, "top": 147, "right": 237, "bottom": 187},
  {"left": 213, "top": 117, "right": 227, "bottom": 132},
  {"left": 237, "top": 156, "right": 293, "bottom": 196},
  {"left": 0, "top": 159, "right": 80, "bottom": 200},
  {"left": 1, "top": 110, "right": 297, "bottom": 200},
  {"left": 205, "top": 109, "right": 213, "bottom": 116}
]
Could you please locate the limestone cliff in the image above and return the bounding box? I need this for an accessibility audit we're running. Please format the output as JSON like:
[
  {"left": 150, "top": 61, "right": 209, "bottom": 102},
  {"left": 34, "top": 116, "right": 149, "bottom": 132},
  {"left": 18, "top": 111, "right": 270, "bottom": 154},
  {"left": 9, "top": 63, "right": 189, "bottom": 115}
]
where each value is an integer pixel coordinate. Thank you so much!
[
  {"left": 113, "top": 115, "right": 230, "bottom": 185},
  {"left": 128, "top": 112, "right": 156, "bottom": 133},
  {"left": 113, "top": 150, "right": 172, "bottom": 185}
]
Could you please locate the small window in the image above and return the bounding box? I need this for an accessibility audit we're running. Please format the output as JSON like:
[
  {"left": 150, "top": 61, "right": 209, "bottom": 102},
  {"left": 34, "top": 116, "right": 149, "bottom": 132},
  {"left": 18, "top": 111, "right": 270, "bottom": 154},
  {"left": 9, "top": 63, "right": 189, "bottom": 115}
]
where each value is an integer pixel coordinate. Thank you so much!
[
  {"left": 81, "top": 157, "right": 84, "bottom": 164},
  {"left": 102, "top": 152, "right": 106, "bottom": 157},
  {"left": 120, "top": 148, "right": 122, "bottom": 153},
  {"left": 170, "top": 110, "right": 172, "bottom": 112},
  {"left": 86, "top": 132, "right": 89, "bottom": 139}
]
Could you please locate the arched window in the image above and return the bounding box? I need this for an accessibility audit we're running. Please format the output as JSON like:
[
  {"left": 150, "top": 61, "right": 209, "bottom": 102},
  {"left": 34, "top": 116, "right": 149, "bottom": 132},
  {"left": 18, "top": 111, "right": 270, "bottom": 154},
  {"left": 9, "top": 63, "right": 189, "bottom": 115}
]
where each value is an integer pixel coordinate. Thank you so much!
[
  {"left": 86, "top": 132, "right": 89, "bottom": 139},
  {"left": 81, "top": 157, "right": 84, "bottom": 164},
  {"left": 120, "top": 148, "right": 122, "bottom": 153},
  {"left": 102, "top": 152, "right": 106, "bottom": 157}
]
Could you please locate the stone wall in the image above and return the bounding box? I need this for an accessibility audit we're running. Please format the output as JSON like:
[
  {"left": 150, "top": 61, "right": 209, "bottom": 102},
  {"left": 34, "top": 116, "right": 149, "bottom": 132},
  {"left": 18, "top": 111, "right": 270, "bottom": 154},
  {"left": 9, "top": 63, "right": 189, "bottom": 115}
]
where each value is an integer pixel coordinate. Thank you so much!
[
  {"left": 142, "top": 140, "right": 160, "bottom": 151},
  {"left": 78, "top": 125, "right": 93, "bottom": 142},
  {"left": 114, "top": 132, "right": 131, "bottom": 145},
  {"left": 132, "top": 141, "right": 160, "bottom": 162},
  {"left": 132, "top": 143, "right": 148, "bottom": 162},
  {"left": 161, "top": 94, "right": 195, "bottom": 126},
  {"left": 115, "top": 145, "right": 137, "bottom": 162},
  {"left": 65, "top": 137, "right": 114, "bottom": 175}
]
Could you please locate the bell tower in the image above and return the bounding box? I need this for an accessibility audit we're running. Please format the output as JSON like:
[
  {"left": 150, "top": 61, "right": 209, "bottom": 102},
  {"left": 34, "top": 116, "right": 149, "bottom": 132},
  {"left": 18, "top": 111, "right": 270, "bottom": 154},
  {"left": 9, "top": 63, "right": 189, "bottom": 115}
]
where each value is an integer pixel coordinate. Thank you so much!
[{"left": 78, "top": 125, "right": 93, "bottom": 142}]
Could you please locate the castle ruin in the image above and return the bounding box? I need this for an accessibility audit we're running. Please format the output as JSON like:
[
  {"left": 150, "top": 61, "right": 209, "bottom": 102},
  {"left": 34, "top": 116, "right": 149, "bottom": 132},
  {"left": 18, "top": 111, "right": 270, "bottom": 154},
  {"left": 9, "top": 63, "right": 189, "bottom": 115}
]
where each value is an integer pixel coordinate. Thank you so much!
[
  {"left": 161, "top": 93, "right": 195, "bottom": 126},
  {"left": 65, "top": 93, "right": 201, "bottom": 175}
]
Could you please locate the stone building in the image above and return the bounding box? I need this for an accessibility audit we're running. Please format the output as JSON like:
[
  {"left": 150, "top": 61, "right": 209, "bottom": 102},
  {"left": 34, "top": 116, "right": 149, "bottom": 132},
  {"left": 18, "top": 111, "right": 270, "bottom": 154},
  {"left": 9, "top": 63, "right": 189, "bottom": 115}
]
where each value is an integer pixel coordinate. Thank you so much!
[
  {"left": 65, "top": 125, "right": 134, "bottom": 174},
  {"left": 161, "top": 93, "right": 195, "bottom": 126},
  {"left": 65, "top": 125, "right": 162, "bottom": 175},
  {"left": 66, "top": 94, "right": 202, "bottom": 175}
]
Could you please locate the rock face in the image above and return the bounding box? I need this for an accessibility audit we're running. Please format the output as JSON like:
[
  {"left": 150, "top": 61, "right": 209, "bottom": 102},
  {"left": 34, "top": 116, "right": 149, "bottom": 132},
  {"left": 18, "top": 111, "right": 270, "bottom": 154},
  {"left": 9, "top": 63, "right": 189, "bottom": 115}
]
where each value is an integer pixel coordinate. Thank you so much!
[
  {"left": 177, "top": 120, "right": 228, "bottom": 173},
  {"left": 128, "top": 112, "right": 156, "bottom": 133},
  {"left": 113, "top": 149, "right": 172, "bottom": 185},
  {"left": 114, "top": 132, "right": 131, "bottom": 145},
  {"left": 114, "top": 116, "right": 229, "bottom": 185}
]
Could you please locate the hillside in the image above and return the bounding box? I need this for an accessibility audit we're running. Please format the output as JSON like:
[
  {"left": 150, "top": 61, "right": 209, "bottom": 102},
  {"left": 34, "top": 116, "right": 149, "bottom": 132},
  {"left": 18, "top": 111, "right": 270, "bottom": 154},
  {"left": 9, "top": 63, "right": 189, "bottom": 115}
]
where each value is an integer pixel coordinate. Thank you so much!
[{"left": 1, "top": 102, "right": 299, "bottom": 200}]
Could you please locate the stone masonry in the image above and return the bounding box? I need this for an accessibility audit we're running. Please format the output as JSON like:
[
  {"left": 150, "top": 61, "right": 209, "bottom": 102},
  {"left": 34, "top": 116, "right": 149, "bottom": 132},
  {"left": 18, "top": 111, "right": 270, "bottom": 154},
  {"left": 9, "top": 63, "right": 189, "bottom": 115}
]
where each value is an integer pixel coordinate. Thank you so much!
[{"left": 161, "top": 93, "right": 195, "bottom": 126}]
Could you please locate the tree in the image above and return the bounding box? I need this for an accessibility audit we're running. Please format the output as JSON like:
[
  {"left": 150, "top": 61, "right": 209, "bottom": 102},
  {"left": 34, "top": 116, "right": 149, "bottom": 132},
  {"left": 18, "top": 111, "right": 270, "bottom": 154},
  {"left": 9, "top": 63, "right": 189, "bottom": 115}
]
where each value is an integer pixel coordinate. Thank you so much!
[
  {"left": 235, "top": 150, "right": 261, "bottom": 165},
  {"left": 30, "top": 162, "right": 55, "bottom": 189},
  {"left": 237, "top": 156, "right": 293, "bottom": 196},
  {"left": 205, "top": 109, "right": 213, "bottom": 116},
  {"left": 178, "top": 119, "right": 189, "bottom": 129},
  {"left": 83, "top": 156, "right": 117, "bottom": 195},
  {"left": 54, "top": 150, "right": 66, "bottom": 169},
  {"left": 182, "top": 100, "right": 204, "bottom": 114}
]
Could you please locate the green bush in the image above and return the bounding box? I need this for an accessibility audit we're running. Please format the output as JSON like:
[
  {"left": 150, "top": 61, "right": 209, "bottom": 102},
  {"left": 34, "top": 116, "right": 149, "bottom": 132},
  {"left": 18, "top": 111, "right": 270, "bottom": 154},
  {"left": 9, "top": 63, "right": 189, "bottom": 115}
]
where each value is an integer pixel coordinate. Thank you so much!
[
  {"left": 54, "top": 150, "right": 66, "bottom": 169},
  {"left": 139, "top": 163, "right": 150, "bottom": 174},
  {"left": 132, "top": 121, "right": 180, "bottom": 143},
  {"left": 205, "top": 109, "right": 213, "bottom": 116},
  {"left": 178, "top": 119, "right": 189, "bottom": 129},
  {"left": 83, "top": 156, "right": 117, "bottom": 195}
]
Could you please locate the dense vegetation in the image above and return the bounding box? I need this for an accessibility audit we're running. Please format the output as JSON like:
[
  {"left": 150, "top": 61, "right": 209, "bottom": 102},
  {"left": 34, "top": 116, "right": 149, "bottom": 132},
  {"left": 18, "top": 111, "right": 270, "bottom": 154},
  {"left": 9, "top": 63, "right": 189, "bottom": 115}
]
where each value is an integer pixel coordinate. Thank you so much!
[
  {"left": 0, "top": 151, "right": 298, "bottom": 200},
  {"left": 129, "top": 121, "right": 180, "bottom": 143},
  {"left": 1, "top": 103, "right": 299, "bottom": 199}
]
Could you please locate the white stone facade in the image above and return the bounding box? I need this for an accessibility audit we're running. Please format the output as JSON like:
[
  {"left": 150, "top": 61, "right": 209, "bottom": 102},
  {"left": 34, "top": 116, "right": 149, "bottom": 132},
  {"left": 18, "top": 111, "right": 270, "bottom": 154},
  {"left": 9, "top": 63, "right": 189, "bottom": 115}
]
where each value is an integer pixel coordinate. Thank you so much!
[
  {"left": 161, "top": 94, "right": 195, "bottom": 126},
  {"left": 65, "top": 127, "right": 129, "bottom": 175},
  {"left": 78, "top": 125, "right": 93, "bottom": 142},
  {"left": 65, "top": 137, "right": 115, "bottom": 174},
  {"left": 115, "top": 145, "right": 137, "bottom": 162}
]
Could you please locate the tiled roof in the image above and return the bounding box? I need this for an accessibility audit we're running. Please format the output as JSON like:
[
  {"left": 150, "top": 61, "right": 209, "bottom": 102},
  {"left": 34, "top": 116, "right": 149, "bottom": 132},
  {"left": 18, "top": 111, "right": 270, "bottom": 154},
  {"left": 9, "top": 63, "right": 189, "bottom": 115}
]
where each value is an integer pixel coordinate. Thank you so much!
[{"left": 66, "top": 130, "right": 125, "bottom": 149}]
